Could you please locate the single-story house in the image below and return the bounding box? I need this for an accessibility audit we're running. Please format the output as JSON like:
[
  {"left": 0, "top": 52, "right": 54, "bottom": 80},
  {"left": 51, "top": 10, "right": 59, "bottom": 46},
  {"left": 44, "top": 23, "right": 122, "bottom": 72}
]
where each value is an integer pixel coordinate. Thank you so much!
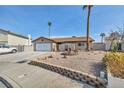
[
  {"left": 32, "top": 36, "right": 94, "bottom": 52},
  {"left": 105, "top": 37, "right": 124, "bottom": 51},
  {"left": 0, "top": 29, "right": 32, "bottom": 46}
]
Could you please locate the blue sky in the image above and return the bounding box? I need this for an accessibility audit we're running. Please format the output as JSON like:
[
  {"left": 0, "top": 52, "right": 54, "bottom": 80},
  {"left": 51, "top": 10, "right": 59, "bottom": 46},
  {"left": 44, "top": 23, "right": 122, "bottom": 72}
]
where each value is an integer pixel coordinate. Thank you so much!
[{"left": 0, "top": 5, "right": 124, "bottom": 42}]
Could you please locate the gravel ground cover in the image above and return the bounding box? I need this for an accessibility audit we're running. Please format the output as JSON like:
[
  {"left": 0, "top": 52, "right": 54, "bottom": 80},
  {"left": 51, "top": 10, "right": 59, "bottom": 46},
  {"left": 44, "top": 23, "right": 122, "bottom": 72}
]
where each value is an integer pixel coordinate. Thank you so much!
[{"left": 34, "top": 51, "right": 105, "bottom": 77}]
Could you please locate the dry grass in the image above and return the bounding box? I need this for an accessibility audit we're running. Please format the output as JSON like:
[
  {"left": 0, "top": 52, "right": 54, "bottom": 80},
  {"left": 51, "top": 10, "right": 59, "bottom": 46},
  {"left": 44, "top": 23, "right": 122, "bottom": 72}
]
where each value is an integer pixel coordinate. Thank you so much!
[{"left": 103, "top": 52, "right": 124, "bottom": 79}]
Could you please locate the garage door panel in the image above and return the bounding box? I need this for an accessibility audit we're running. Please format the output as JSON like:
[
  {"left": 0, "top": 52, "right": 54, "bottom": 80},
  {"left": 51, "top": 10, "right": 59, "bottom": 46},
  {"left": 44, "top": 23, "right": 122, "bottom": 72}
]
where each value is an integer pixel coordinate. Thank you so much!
[{"left": 36, "top": 43, "right": 51, "bottom": 51}]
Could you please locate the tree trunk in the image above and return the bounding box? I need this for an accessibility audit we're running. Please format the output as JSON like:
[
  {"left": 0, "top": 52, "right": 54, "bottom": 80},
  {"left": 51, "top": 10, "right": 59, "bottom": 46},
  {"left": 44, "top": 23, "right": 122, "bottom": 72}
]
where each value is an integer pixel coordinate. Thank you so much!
[
  {"left": 49, "top": 26, "right": 50, "bottom": 39},
  {"left": 101, "top": 36, "right": 104, "bottom": 43},
  {"left": 86, "top": 7, "right": 91, "bottom": 51}
]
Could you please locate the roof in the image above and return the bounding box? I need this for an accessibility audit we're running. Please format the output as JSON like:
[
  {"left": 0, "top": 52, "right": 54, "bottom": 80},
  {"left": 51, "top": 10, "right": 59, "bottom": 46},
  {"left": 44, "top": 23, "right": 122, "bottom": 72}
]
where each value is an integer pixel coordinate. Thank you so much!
[
  {"left": 32, "top": 37, "right": 56, "bottom": 42},
  {"left": 51, "top": 37, "right": 94, "bottom": 43},
  {"left": 33, "top": 36, "right": 94, "bottom": 43},
  {"left": 0, "top": 29, "right": 29, "bottom": 39}
]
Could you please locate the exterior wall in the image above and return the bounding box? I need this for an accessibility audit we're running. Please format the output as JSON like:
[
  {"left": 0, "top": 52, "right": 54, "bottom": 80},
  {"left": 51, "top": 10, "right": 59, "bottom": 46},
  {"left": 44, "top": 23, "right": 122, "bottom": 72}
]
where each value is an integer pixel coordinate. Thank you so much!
[
  {"left": 122, "top": 43, "right": 124, "bottom": 51},
  {"left": 52, "top": 43, "right": 57, "bottom": 51},
  {"left": 24, "top": 45, "right": 34, "bottom": 52},
  {"left": 0, "top": 31, "right": 8, "bottom": 45},
  {"left": 8, "top": 34, "right": 29, "bottom": 46},
  {"left": 34, "top": 38, "right": 53, "bottom": 43},
  {"left": 58, "top": 42, "right": 87, "bottom": 51},
  {"left": 92, "top": 43, "right": 105, "bottom": 50},
  {"left": 105, "top": 40, "right": 111, "bottom": 50}
]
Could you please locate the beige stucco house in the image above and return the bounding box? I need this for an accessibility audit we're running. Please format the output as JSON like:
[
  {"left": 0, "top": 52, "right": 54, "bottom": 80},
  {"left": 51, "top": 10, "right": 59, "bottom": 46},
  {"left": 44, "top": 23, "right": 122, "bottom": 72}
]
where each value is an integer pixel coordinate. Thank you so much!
[
  {"left": 0, "top": 29, "right": 31, "bottom": 46},
  {"left": 32, "top": 36, "right": 94, "bottom": 52}
]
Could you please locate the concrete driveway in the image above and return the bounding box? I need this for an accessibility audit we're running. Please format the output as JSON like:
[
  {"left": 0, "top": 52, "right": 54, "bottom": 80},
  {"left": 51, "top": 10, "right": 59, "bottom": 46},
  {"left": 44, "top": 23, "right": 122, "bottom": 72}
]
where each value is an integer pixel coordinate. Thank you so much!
[
  {"left": 0, "top": 52, "right": 47, "bottom": 72},
  {"left": 0, "top": 63, "right": 87, "bottom": 88},
  {"left": 0, "top": 52, "right": 47, "bottom": 63},
  {"left": 0, "top": 52, "right": 92, "bottom": 88}
]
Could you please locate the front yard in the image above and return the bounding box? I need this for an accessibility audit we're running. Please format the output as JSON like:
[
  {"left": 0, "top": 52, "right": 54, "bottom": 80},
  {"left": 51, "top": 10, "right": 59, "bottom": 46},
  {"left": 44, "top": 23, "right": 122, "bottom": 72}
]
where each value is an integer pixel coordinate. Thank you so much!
[{"left": 33, "top": 51, "right": 105, "bottom": 77}]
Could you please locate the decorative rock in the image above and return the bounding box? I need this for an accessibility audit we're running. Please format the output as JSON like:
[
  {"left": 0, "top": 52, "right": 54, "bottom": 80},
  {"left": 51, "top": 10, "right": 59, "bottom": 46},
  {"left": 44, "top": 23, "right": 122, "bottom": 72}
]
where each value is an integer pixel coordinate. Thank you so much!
[{"left": 28, "top": 61, "right": 107, "bottom": 88}]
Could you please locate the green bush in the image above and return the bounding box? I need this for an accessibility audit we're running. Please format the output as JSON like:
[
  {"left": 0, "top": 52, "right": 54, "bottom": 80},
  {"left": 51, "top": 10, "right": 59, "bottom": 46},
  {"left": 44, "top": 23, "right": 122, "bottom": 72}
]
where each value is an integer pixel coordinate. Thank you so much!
[{"left": 111, "top": 42, "right": 119, "bottom": 52}]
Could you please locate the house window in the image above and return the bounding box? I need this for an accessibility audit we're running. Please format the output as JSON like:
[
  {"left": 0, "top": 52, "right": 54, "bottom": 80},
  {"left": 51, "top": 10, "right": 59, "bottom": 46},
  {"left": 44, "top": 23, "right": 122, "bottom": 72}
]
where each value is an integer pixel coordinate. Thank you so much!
[
  {"left": 78, "top": 43, "right": 81, "bottom": 46},
  {"left": 78, "top": 43, "right": 85, "bottom": 46},
  {"left": 41, "top": 39, "right": 44, "bottom": 41},
  {"left": 82, "top": 43, "right": 85, "bottom": 46}
]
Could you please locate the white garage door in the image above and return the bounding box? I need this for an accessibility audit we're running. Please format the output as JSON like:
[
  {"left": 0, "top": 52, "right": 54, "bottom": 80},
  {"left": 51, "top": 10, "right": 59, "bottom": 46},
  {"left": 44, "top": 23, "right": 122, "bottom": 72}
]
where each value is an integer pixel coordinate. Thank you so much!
[{"left": 36, "top": 43, "right": 52, "bottom": 51}]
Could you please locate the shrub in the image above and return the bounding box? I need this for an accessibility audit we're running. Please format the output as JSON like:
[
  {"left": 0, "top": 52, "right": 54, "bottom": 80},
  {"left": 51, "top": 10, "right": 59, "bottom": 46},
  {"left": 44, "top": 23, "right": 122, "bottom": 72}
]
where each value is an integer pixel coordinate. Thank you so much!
[
  {"left": 103, "top": 52, "right": 124, "bottom": 79},
  {"left": 111, "top": 42, "right": 119, "bottom": 52}
]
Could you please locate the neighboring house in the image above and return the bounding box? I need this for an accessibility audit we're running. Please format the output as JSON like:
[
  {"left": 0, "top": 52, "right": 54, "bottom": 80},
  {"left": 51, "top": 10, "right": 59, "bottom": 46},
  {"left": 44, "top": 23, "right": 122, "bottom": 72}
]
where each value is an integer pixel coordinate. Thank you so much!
[
  {"left": 32, "top": 36, "right": 94, "bottom": 52},
  {"left": 0, "top": 29, "right": 32, "bottom": 46},
  {"left": 105, "top": 37, "right": 124, "bottom": 51}
]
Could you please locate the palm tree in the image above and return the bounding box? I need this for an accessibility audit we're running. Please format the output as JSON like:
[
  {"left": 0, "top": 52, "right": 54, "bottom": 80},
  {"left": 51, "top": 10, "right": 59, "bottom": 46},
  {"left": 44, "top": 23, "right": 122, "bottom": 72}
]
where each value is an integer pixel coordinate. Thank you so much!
[
  {"left": 48, "top": 21, "right": 52, "bottom": 39},
  {"left": 83, "top": 5, "right": 93, "bottom": 51},
  {"left": 100, "top": 33, "right": 105, "bottom": 43}
]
